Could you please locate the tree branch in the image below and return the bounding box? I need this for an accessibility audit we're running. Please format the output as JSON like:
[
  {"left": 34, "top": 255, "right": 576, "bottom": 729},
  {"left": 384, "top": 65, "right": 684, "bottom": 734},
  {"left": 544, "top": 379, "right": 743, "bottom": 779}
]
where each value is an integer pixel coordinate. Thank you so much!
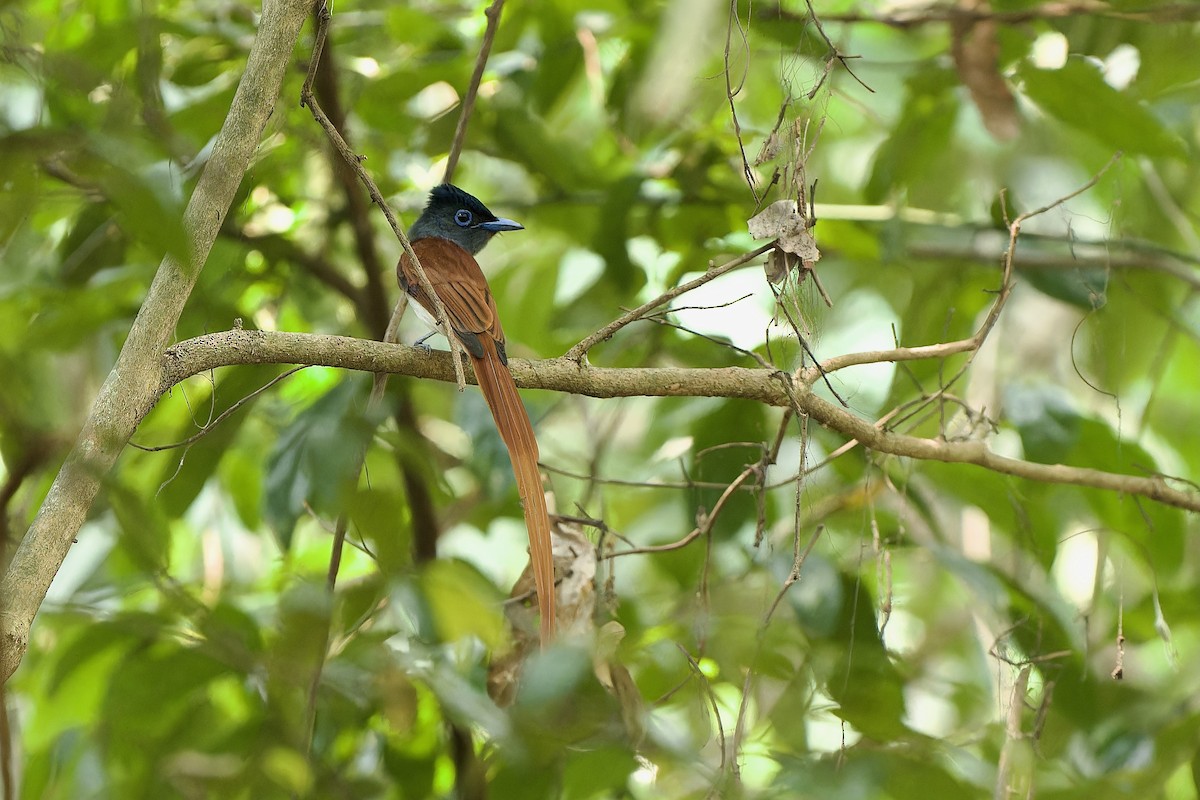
[
  {"left": 565, "top": 242, "right": 775, "bottom": 362},
  {"left": 156, "top": 328, "right": 1200, "bottom": 514},
  {"left": 0, "top": 0, "right": 314, "bottom": 682},
  {"left": 442, "top": 0, "right": 506, "bottom": 185}
]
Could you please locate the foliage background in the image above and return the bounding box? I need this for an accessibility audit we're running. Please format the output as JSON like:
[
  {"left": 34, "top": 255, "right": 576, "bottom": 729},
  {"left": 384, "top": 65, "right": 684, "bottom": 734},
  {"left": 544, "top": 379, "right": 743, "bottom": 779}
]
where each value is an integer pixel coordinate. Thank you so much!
[{"left": 2, "top": 0, "right": 1200, "bottom": 797}]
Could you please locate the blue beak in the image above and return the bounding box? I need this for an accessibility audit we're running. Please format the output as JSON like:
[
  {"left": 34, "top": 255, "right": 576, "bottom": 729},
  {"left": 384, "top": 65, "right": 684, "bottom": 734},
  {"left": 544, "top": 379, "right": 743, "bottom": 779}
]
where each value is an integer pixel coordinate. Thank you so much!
[{"left": 478, "top": 217, "right": 524, "bottom": 232}]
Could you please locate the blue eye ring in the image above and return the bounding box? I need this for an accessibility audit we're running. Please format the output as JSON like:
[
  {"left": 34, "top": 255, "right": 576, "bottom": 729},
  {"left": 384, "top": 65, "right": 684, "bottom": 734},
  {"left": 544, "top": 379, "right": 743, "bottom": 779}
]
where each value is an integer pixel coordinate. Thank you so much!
[{"left": 454, "top": 209, "right": 473, "bottom": 227}]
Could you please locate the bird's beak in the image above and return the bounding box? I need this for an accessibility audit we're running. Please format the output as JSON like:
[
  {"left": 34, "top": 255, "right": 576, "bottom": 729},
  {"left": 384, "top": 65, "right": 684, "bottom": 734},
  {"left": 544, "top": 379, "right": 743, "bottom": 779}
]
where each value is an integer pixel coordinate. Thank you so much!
[{"left": 478, "top": 217, "right": 524, "bottom": 232}]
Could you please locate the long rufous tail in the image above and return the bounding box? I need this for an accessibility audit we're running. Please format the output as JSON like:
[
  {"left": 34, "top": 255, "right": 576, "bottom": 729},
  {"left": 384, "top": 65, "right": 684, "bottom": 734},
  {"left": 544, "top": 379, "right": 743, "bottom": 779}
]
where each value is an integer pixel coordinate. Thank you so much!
[{"left": 471, "top": 338, "right": 556, "bottom": 645}]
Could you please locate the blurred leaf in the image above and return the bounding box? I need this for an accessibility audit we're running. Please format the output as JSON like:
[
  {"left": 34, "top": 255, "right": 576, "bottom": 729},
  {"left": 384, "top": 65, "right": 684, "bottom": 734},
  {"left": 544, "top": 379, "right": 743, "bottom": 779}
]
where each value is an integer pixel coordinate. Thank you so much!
[
  {"left": 1005, "top": 383, "right": 1081, "bottom": 464},
  {"left": 823, "top": 574, "right": 908, "bottom": 741},
  {"left": 346, "top": 486, "right": 413, "bottom": 576},
  {"left": 154, "top": 365, "right": 280, "bottom": 519},
  {"left": 866, "top": 67, "right": 960, "bottom": 204},
  {"left": 1018, "top": 57, "right": 1185, "bottom": 157},
  {"left": 421, "top": 559, "right": 507, "bottom": 648},
  {"left": 108, "top": 482, "right": 171, "bottom": 572},
  {"left": 264, "top": 378, "right": 376, "bottom": 549},
  {"left": 561, "top": 744, "right": 638, "bottom": 799},
  {"left": 1021, "top": 265, "right": 1108, "bottom": 310},
  {"left": 1070, "top": 418, "right": 1185, "bottom": 575},
  {"left": 102, "top": 643, "right": 231, "bottom": 742}
]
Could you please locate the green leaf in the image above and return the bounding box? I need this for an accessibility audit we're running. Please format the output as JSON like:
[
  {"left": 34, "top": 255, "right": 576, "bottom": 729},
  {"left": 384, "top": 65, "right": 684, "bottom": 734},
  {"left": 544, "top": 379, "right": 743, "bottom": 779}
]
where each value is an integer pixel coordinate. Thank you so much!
[
  {"left": 145, "top": 367, "right": 270, "bottom": 517},
  {"left": 108, "top": 482, "right": 171, "bottom": 573},
  {"left": 1070, "top": 419, "right": 1185, "bottom": 576},
  {"left": 822, "top": 574, "right": 908, "bottom": 741},
  {"left": 346, "top": 487, "right": 413, "bottom": 576},
  {"left": 1021, "top": 265, "right": 1108, "bottom": 310},
  {"left": 866, "top": 67, "right": 960, "bottom": 204},
  {"left": 1018, "top": 57, "right": 1185, "bottom": 157},
  {"left": 560, "top": 744, "right": 638, "bottom": 799},
  {"left": 1005, "top": 384, "right": 1081, "bottom": 464},
  {"left": 263, "top": 378, "right": 377, "bottom": 549},
  {"left": 420, "top": 559, "right": 507, "bottom": 648},
  {"left": 101, "top": 644, "right": 232, "bottom": 742}
]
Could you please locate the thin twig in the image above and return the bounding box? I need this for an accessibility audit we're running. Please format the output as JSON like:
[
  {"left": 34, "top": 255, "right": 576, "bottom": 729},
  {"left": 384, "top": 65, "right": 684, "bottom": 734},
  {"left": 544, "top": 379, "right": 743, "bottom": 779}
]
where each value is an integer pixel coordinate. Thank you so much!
[
  {"left": 130, "top": 367, "right": 307, "bottom": 451},
  {"left": 299, "top": 0, "right": 466, "bottom": 390},
  {"left": 725, "top": 0, "right": 758, "bottom": 201},
  {"left": 604, "top": 467, "right": 757, "bottom": 559},
  {"left": 808, "top": 153, "right": 1123, "bottom": 382},
  {"left": 443, "top": 0, "right": 506, "bottom": 184},
  {"left": 729, "top": 524, "right": 824, "bottom": 779},
  {"left": 802, "top": 0, "right": 873, "bottom": 95},
  {"left": 566, "top": 243, "right": 774, "bottom": 361}
]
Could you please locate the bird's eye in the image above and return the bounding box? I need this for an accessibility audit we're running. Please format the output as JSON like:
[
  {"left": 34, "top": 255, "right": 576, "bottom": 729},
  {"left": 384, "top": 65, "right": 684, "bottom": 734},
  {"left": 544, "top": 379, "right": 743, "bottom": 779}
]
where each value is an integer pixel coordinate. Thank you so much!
[{"left": 454, "top": 209, "right": 473, "bottom": 227}]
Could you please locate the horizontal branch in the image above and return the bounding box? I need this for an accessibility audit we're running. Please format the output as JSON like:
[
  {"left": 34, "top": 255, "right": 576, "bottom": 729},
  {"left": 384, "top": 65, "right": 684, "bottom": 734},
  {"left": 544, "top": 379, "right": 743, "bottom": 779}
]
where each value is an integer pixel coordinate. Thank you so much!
[
  {"left": 160, "top": 329, "right": 791, "bottom": 405},
  {"left": 158, "top": 329, "right": 1200, "bottom": 514}
]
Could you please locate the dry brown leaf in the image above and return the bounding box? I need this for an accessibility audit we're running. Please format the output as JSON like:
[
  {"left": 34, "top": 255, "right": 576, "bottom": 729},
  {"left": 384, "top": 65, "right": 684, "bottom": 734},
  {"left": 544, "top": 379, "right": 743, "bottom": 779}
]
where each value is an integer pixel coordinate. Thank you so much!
[{"left": 748, "top": 199, "right": 820, "bottom": 284}]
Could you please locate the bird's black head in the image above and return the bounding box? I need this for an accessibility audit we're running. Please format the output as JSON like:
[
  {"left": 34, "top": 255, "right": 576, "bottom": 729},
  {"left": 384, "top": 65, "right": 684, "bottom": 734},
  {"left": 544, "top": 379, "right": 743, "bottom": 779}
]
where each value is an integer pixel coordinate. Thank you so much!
[{"left": 408, "top": 183, "right": 523, "bottom": 255}]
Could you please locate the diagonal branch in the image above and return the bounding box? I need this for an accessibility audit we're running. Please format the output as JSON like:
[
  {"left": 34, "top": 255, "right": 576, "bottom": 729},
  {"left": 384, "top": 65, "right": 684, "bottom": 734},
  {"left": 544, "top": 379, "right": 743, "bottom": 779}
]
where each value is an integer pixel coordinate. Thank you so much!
[
  {"left": 566, "top": 243, "right": 774, "bottom": 362},
  {"left": 443, "top": 0, "right": 506, "bottom": 184},
  {"left": 0, "top": 0, "right": 314, "bottom": 682}
]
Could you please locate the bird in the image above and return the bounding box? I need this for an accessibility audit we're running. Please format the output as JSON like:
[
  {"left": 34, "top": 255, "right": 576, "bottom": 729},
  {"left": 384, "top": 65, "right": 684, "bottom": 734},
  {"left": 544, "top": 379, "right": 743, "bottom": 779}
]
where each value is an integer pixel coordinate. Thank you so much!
[{"left": 397, "top": 183, "right": 556, "bottom": 645}]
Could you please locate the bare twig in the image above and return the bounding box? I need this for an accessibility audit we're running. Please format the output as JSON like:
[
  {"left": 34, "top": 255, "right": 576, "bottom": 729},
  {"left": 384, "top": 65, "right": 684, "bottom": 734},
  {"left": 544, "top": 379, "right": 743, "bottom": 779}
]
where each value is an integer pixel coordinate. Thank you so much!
[
  {"left": 443, "top": 0, "right": 506, "bottom": 184},
  {"left": 724, "top": 0, "right": 758, "bottom": 201},
  {"left": 729, "top": 524, "right": 824, "bottom": 779},
  {"left": 130, "top": 367, "right": 307, "bottom": 451},
  {"left": 566, "top": 243, "right": 774, "bottom": 362},
  {"left": 298, "top": 1, "right": 466, "bottom": 391},
  {"left": 604, "top": 467, "right": 757, "bottom": 559}
]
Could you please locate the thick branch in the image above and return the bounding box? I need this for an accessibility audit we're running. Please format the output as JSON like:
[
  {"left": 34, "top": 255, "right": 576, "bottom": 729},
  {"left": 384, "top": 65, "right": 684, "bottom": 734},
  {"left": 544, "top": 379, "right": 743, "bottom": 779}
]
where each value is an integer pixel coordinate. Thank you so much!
[
  {"left": 0, "top": 0, "right": 312, "bottom": 682},
  {"left": 158, "top": 329, "right": 1200, "bottom": 514},
  {"left": 158, "top": 329, "right": 791, "bottom": 406}
]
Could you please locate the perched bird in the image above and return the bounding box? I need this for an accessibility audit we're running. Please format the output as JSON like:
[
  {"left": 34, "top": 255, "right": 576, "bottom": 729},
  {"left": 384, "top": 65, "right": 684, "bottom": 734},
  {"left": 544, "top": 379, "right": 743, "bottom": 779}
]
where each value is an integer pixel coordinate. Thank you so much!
[{"left": 397, "top": 184, "right": 555, "bottom": 645}]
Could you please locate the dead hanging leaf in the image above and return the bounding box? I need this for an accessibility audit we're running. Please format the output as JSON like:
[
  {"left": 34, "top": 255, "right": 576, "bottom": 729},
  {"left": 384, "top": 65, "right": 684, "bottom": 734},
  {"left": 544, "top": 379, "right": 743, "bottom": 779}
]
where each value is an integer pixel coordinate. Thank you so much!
[
  {"left": 951, "top": 0, "right": 1020, "bottom": 141},
  {"left": 764, "top": 249, "right": 800, "bottom": 285},
  {"left": 748, "top": 200, "right": 820, "bottom": 259},
  {"left": 748, "top": 199, "right": 820, "bottom": 284}
]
